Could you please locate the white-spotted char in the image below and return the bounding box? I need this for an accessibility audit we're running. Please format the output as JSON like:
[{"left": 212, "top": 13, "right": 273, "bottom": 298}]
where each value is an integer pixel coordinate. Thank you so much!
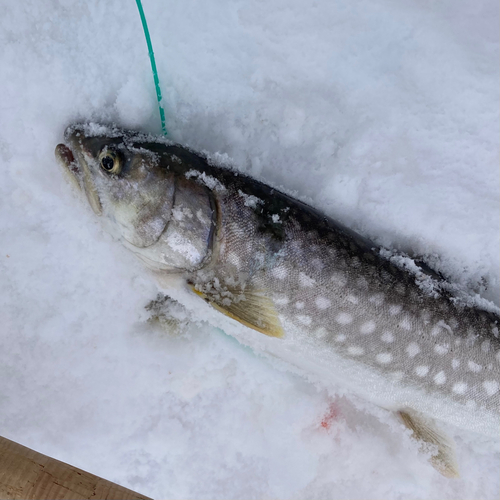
[{"left": 56, "top": 124, "right": 499, "bottom": 478}]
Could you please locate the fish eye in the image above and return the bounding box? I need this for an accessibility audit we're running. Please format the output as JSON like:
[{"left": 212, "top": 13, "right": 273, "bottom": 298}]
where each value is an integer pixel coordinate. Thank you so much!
[{"left": 98, "top": 148, "right": 122, "bottom": 175}]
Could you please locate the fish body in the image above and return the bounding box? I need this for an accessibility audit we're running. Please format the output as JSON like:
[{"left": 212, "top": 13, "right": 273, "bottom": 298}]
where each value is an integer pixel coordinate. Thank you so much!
[{"left": 56, "top": 124, "right": 500, "bottom": 476}]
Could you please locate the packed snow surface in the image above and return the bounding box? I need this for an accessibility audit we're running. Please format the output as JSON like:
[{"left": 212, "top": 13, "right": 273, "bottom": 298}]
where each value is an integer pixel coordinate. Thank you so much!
[{"left": 1, "top": 0, "right": 499, "bottom": 498}]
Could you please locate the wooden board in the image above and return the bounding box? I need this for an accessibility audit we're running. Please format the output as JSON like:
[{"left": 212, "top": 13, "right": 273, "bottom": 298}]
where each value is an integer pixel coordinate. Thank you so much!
[{"left": 0, "top": 436, "right": 152, "bottom": 500}]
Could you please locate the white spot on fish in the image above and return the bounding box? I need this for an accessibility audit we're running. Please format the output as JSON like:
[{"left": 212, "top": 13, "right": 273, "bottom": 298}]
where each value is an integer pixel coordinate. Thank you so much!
[
  {"left": 331, "top": 272, "right": 347, "bottom": 287},
  {"left": 433, "top": 371, "right": 446, "bottom": 385},
  {"left": 406, "top": 343, "right": 420, "bottom": 358},
  {"left": 346, "top": 295, "right": 359, "bottom": 305},
  {"left": 420, "top": 310, "right": 432, "bottom": 324},
  {"left": 431, "top": 325, "right": 442, "bottom": 337},
  {"left": 227, "top": 252, "right": 241, "bottom": 267},
  {"left": 295, "top": 301, "right": 304, "bottom": 310},
  {"left": 496, "top": 351, "right": 500, "bottom": 363},
  {"left": 335, "top": 334, "right": 346, "bottom": 342},
  {"left": 451, "top": 359, "right": 460, "bottom": 369},
  {"left": 311, "top": 258, "right": 324, "bottom": 271},
  {"left": 314, "top": 327, "right": 328, "bottom": 339},
  {"left": 483, "top": 380, "right": 499, "bottom": 396},
  {"left": 271, "top": 266, "right": 288, "bottom": 280},
  {"left": 465, "top": 333, "right": 478, "bottom": 346},
  {"left": 468, "top": 361, "right": 482, "bottom": 373},
  {"left": 315, "top": 297, "right": 331, "bottom": 309},
  {"left": 376, "top": 353, "right": 392, "bottom": 364},
  {"left": 452, "top": 382, "right": 467, "bottom": 395},
  {"left": 399, "top": 316, "right": 412, "bottom": 331},
  {"left": 466, "top": 400, "right": 477, "bottom": 409},
  {"left": 299, "top": 272, "right": 315, "bottom": 287},
  {"left": 297, "top": 315, "right": 312, "bottom": 326},
  {"left": 434, "top": 344, "right": 449, "bottom": 355},
  {"left": 430, "top": 325, "right": 441, "bottom": 336},
  {"left": 360, "top": 320, "right": 376, "bottom": 335},
  {"left": 274, "top": 296, "right": 289, "bottom": 306},
  {"left": 290, "top": 241, "right": 302, "bottom": 254},
  {"left": 348, "top": 346, "right": 364, "bottom": 356},
  {"left": 388, "top": 304, "right": 402, "bottom": 315},
  {"left": 369, "top": 293, "right": 385, "bottom": 306},
  {"left": 336, "top": 312, "right": 353, "bottom": 325},
  {"left": 381, "top": 332, "right": 394, "bottom": 343},
  {"left": 391, "top": 371, "right": 404, "bottom": 381},
  {"left": 356, "top": 277, "right": 369, "bottom": 290},
  {"left": 492, "top": 326, "right": 499, "bottom": 338},
  {"left": 415, "top": 366, "right": 429, "bottom": 377},
  {"left": 481, "top": 339, "right": 491, "bottom": 353}
]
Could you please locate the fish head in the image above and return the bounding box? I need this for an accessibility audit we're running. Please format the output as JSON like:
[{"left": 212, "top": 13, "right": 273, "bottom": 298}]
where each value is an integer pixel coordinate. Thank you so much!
[{"left": 55, "top": 124, "right": 216, "bottom": 272}]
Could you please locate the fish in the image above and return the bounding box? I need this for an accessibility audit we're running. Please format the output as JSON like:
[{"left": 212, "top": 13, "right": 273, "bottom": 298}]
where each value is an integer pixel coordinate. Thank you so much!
[{"left": 56, "top": 123, "right": 500, "bottom": 477}]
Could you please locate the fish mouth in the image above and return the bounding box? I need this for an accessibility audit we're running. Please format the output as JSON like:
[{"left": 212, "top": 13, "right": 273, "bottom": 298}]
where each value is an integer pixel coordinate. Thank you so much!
[
  {"left": 55, "top": 143, "right": 81, "bottom": 190},
  {"left": 55, "top": 135, "right": 103, "bottom": 216}
]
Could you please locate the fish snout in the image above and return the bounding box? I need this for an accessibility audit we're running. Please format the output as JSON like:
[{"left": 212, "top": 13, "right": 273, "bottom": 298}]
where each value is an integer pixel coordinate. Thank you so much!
[{"left": 55, "top": 143, "right": 82, "bottom": 193}]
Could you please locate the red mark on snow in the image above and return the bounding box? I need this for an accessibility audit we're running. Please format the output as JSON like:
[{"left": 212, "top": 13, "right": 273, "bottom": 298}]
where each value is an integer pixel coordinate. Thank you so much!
[{"left": 320, "top": 403, "right": 340, "bottom": 430}]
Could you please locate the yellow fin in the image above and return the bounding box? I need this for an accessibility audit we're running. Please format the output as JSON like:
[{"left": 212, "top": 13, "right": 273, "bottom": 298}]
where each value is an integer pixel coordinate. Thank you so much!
[
  {"left": 399, "top": 410, "right": 459, "bottom": 478},
  {"left": 190, "top": 284, "right": 284, "bottom": 338}
]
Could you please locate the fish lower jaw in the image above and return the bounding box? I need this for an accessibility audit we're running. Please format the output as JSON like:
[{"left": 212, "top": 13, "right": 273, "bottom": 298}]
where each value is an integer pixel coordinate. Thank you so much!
[{"left": 125, "top": 246, "right": 182, "bottom": 273}]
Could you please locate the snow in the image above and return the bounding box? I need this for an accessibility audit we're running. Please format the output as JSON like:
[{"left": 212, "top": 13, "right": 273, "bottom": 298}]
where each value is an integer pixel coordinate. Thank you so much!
[{"left": 0, "top": 0, "right": 499, "bottom": 498}]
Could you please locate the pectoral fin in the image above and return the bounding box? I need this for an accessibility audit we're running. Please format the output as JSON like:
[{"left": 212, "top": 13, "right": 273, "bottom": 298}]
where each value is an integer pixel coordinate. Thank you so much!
[
  {"left": 190, "top": 284, "right": 284, "bottom": 338},
  {"left": 399, "top": 410, "right": 459, "bottom": 478}
]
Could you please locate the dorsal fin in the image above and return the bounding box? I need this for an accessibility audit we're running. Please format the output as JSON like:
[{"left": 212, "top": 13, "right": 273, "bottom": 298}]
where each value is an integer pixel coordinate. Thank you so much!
[
  {"left": 399, "top": 410, "right": 459, "bottom": 478},
  {"left": 189, "top": 283, "right": 284, "bottom": 338}
]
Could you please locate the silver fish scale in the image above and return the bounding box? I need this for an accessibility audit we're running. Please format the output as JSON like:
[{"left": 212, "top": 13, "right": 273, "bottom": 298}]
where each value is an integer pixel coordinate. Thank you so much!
[{"left": 194, "top": 182, "right": 500, "bottom": 415}]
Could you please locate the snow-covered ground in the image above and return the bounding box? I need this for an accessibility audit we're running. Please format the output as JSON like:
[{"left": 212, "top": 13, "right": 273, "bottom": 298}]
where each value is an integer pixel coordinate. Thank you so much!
[{"left": 1, "top": 0, "right": 499, "bottom": 498}]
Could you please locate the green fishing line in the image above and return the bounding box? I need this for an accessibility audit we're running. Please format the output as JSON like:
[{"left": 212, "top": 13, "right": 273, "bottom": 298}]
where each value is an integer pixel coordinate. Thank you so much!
[{"left": 135, "top": 0, "right": 167, "bottom": 135}]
